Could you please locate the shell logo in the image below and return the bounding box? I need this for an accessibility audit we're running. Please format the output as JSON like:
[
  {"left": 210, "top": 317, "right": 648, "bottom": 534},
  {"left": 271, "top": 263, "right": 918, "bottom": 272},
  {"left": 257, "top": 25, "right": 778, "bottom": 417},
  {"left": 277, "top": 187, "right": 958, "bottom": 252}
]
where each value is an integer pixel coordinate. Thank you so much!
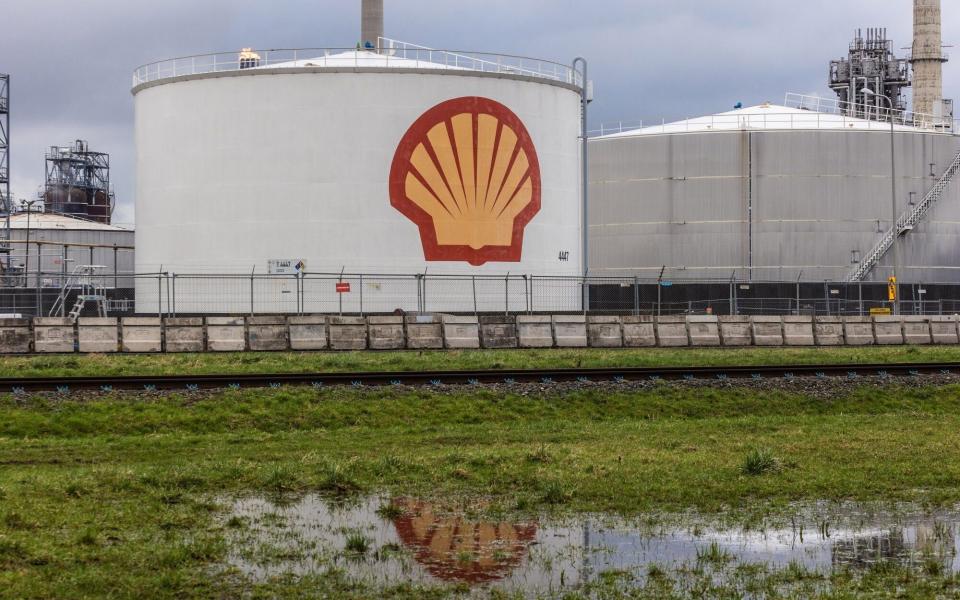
[{"left": 390, "top": 97, "right": 541, "bottom": 266}]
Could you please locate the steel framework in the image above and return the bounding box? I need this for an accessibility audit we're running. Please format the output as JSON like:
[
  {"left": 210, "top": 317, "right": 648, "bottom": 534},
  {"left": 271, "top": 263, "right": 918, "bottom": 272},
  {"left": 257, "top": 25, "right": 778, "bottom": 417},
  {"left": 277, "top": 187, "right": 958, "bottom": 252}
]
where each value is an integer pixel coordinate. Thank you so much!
[
  {"left": 41, "top": 140, "right": 113, "bottom": 224},
  {"left": 830, "top": 28, "right": 911, "bottom": 117},
  {"left": 0, "top": 74, "right": 11, "bottom": 270}
]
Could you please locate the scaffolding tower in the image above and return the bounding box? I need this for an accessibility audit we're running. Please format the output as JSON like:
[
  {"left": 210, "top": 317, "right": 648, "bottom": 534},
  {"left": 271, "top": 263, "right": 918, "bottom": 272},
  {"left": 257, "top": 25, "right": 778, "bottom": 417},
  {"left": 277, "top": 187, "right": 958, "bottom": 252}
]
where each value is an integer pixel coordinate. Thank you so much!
[
  {"left": 41, "top": 140, "right": 113, "bottom": 224},
  {"left": 829, "top": 28, "right": 911, "bottom": 118},
  {"left": 0, "top": 75, "right": 11, "bottom": 270}
]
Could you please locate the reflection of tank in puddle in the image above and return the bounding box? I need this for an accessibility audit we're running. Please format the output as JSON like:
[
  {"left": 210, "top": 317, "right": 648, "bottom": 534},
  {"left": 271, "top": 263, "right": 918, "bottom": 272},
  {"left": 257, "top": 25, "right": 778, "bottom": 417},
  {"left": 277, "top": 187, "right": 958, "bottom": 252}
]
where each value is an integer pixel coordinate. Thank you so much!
[
  {"left": 831, "top": 530, "right": 908, "bottom": 569},
  {"left": 390, "top": 498, "right": 538, "bottom": 583}
]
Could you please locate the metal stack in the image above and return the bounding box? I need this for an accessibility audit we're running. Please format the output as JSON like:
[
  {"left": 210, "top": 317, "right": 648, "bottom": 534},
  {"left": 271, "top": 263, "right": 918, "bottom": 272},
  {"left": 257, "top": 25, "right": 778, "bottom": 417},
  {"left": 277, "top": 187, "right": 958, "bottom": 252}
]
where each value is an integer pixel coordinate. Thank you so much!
[
  {"left": 40, "top": 140, "right": 113, "bottom": 224},
  {"left": 0, "top": 75, "right": 11, "bottom": 270},
  {"left": 829, "top": 28, "right": 911, "bottom": 117}
]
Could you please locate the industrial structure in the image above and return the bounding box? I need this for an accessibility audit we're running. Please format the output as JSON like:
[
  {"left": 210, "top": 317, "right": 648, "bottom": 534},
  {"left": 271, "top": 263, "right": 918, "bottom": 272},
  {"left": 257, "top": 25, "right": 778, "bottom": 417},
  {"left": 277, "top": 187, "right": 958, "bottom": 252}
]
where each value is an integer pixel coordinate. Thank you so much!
[
  {"left": 588, "top": 0, "right": 959, "bottom": 292},
  {"left": 0, "top": 75, "right": 11, "bottom": 274},
  {"left": 131, "top": 0, "right": 584, "bottom": 313},
  {"left": 829, "top": 28, "right": 911, "bottom": 116},
  {"left": 912, "top": 0, "right": 951, "bottom": 122},
  {"left": 40, "top": 140, "right": 114, "bottom": 224},
  {"left": 588, "top": 98, "right": 960, "bottom": 284}
]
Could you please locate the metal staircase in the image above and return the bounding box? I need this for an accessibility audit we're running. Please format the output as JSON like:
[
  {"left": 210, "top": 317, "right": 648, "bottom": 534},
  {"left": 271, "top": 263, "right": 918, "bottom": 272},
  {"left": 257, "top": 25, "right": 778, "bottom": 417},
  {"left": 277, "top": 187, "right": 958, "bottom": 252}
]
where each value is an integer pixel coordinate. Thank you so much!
[
  {"left": 49, "top": 265, "right": 109, "bottom": 320},
  {"left": 848, "top": 148, "right": 960, "bottom": 282}
]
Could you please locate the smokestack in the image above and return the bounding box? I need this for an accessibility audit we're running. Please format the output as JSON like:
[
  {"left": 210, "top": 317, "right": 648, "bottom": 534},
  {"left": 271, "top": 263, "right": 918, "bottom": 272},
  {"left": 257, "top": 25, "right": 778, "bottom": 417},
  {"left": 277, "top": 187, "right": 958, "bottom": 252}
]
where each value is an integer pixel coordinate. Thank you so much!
[
  {"left": 912, "top": 0, "right": 947, "bottom": 116},
  {"left": 361, "top": 0, "right": 384, "bottom": 52}
]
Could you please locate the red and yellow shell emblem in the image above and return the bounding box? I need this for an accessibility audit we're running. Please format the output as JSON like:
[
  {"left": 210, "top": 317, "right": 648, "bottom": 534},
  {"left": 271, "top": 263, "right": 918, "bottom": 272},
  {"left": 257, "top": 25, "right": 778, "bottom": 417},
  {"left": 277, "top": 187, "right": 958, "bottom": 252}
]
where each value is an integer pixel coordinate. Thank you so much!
[{"left": 390, "top": 97, "right": 541, "bottom": 266}]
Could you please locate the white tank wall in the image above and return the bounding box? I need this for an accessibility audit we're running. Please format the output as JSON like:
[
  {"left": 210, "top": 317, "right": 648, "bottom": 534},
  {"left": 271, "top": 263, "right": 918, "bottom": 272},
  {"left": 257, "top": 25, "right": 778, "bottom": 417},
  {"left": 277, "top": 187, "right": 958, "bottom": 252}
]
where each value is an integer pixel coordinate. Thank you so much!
[
  {"left": 589, "top": 129, "right": 960, "bottom": 283},
  {"left": 133, "top": 69, "right": 582, "bottom": 313}
]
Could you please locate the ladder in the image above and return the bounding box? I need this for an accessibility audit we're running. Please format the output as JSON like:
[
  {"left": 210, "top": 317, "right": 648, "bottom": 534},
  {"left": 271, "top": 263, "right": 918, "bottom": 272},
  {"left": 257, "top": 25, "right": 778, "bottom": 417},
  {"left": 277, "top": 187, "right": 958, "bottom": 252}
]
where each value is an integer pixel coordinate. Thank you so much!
[
  {"left": 49, "top": 265, "right": 109, "bottom": 321},
  {"left": 847, "top": 148, "right": 960, "bottom": 282}
]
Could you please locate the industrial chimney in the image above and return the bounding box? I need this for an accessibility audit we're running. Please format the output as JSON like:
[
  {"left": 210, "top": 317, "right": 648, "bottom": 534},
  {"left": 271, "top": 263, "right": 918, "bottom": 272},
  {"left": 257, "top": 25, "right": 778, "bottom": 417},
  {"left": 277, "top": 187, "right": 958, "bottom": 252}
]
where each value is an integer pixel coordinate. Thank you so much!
[
  {"left": 361, "top": 0, "right": 384, "bottom": 52},
  {"left": 911, "top": 0, "right": 948, "bottom": 118}
]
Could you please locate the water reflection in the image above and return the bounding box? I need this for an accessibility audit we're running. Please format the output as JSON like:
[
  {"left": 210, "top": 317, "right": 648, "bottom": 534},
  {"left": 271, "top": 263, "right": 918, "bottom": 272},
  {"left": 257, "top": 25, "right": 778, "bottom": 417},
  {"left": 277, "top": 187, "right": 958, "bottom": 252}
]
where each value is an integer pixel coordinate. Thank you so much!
[
  {"left": 391, "top": 498, "right": 538, "bottom": 583},
  {"left": 221, "top": 495, "right": 960, "bottom": 595}
]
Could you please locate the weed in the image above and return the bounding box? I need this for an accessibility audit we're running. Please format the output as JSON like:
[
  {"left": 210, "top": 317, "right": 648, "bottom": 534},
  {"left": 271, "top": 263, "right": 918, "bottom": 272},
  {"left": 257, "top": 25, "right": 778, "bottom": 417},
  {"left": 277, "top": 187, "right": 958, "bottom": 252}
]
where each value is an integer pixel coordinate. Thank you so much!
[
  {"left": 76, "top": 528, "right": 98, "bottom": 546},
  {"left": 527, "top": 443, "right": 553, "bottom": 464},
  {"left": 540, "top": 480, "right": 569, "bottom": 505},
  {"left": 741, "top": 448, "right": 783, "bottom": 476},
  {"left": 375, "top": 503, "right": 403, "bottom": 520},
  {"left": 316, "top": 462, "right": 361, "bottom": 495},
  {"left": 264, "top": 465, "right": 301, "bottom": 493},
  {"left": 344, "top": 531, "right": 370, "bottom": 555},
  {"left": 696, "top": 542, "right": 734, "bottom": 565}
]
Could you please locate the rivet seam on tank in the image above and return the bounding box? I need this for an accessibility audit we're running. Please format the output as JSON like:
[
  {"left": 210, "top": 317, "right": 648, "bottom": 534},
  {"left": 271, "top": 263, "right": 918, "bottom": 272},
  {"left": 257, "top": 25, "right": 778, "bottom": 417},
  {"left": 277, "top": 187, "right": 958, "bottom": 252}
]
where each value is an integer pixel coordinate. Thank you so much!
[{"left": 390, "top": 97, "right": 542, "bottom": 266}]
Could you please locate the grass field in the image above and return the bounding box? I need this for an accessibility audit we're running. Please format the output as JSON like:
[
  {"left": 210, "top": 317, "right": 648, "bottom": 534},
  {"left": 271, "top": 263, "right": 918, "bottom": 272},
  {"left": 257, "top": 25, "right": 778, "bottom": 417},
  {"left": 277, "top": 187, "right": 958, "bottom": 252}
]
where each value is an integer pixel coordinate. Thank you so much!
[
  {"left": 3, "top": 377, "right": 960, "bottom": 597},
  {"left": 0, "top": 344, "right": 959, "bottom": 378}
]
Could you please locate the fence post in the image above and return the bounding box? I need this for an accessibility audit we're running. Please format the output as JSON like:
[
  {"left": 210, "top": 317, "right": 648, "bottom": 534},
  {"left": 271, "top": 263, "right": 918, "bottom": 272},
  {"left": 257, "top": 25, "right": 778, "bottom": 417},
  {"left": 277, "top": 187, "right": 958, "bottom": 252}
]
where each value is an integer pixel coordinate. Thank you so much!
[
  {"left": 633, "top": 275, "right": 639, "bottom": 316},
  {"left": 165, "top": 273, "right": 172, "bottom": 319},
  {"left": 657, "top": 281, "right": 661, "bottom": 317},
  {"left": 359, "top": 274, "right": 364, "bottom": 316},
  {"left": 113, "top": 245, "right": 118, "bottom": 291},
  {"left": 157, "top": 272, "right": 162, "bottom": 319},
  {"left": 250, "top": 268, "right": 255, "bottom": 316},
  {"left": 172, "top": 274, "right": 177, "bottom": 317},
  {"left": 35, "top": 242, "right": 41, "bottom": 317},
  {"left": 504, "top": 274, "right": 509, "bottom": 316},
  {"left": 472, "top": 275, "right": 477, "bottom": 316},
  {"left": 524, "top": 275, "right": 530, "bottom": 314},
  {"left": 858, "top": 282, "right": 863, "bottom": 316}
]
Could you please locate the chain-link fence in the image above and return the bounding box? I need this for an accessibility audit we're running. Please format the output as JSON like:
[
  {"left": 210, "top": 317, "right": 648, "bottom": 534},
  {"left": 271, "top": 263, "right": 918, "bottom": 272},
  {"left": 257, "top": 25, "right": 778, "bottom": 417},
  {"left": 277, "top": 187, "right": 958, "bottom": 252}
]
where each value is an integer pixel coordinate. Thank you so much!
[{"left": 5, "top": 271, "right": 960, "bottom": 318}]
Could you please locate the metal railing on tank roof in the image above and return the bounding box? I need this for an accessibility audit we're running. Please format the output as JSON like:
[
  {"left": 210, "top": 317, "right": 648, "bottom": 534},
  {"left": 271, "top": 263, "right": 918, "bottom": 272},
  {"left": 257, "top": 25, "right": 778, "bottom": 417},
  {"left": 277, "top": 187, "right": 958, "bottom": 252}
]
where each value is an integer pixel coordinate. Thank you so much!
[{"left": 131, "top": 38, "right": 583, "bottom": 89}]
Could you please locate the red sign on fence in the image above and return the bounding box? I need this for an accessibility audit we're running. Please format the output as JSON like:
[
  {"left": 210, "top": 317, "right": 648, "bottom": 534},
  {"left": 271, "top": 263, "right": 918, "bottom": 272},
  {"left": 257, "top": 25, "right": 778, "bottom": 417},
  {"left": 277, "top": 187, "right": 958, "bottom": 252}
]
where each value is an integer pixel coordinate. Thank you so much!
[{"left": 335, "top": 282, "right": 351, "bottom": 293}]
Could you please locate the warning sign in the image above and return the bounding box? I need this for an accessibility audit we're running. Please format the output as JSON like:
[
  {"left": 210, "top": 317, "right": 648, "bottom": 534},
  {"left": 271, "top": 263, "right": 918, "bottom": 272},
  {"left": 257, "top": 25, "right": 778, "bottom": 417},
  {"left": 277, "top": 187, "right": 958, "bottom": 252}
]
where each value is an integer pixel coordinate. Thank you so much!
[
  {"left": 887, "top": 276, "right": 897, "bottom": 302},
  {"left": 870, "top": 307, "right": 892, "bottom": 316},
  {"left": 335, "top": 282, "right": 351, "bottom": 293}
]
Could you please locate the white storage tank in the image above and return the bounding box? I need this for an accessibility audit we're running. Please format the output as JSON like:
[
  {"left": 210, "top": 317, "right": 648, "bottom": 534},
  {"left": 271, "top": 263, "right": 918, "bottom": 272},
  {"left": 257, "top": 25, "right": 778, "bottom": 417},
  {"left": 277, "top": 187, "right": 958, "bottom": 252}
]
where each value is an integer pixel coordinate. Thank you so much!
[{"left": 132, "top": 42, "right": 583, "bottom": 313}]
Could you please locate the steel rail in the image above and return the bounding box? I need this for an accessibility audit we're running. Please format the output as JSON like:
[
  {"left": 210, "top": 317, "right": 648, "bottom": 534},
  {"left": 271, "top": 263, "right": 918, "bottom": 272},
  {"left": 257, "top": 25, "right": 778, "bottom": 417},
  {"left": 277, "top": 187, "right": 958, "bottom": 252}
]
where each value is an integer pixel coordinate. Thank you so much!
[{"left": 2, "top": 362, "right": 959, "bottom": 393}]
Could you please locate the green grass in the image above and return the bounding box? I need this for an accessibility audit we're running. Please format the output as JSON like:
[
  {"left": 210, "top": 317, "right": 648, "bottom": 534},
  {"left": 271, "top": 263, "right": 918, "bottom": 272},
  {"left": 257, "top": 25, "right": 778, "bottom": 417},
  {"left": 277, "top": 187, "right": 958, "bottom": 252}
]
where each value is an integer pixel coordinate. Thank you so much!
[
  {"left": 3, "top": 383, "right": 960, "bottom": 597},
  {"left": 0, "top": 344, "right": 958, "bottom": 378}
]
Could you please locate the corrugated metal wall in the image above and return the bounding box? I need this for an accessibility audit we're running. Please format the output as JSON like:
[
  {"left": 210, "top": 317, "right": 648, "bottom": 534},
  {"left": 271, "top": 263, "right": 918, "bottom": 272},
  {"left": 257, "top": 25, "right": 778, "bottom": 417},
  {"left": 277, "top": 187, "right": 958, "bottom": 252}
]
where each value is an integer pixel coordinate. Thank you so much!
[{"left": 589, "top": 129, "right": 960, "bottom": 282}]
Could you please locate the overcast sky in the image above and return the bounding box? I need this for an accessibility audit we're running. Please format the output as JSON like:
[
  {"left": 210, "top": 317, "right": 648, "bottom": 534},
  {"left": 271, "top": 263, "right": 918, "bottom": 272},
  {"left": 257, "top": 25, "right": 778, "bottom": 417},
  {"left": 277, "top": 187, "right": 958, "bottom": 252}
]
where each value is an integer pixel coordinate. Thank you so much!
[{"left": 1, "top": 0, "right": 957, "bottom": 225}]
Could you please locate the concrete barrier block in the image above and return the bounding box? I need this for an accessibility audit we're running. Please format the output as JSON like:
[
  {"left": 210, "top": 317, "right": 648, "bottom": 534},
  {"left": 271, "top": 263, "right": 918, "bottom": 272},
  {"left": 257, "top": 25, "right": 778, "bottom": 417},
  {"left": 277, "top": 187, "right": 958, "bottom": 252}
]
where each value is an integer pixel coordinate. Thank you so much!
[
  {"left": 288, "top": 316, "right": 328, "bottom": 350},
  {"left": 479, "top": 316, "right": 518, "bottom": 349},
  {"left": 782, "top": 316, "right": 815, "bottom": 346},
  {"left": 751, "top": 316, "right": 784, "bottom": 346},
  {"left": 929, "top": 316, "right": 959, "bottom": 345},
  {"left": 121, "top": 317, "right": 162, "bottom": 353},
  {"left": 656, "top": 316, "right": 689, "bottom": 347},
  {"left": 517, "top": 315, "right": 553, "bottom": 348},
  {"left": 443, "top": 315, "right": 480, "bottom": 349},
  {"left": 77, "top": 317, "right": 119, "bottom": 353},
  {"left": 206, "top": 317, "right": 246, "bottom": 352},
  {"left": 719, "top": 316, "right": 752, "bottom": 347},
  {"left": 405, "top": 314, "right": 443, "bottom": 350},
  {"left": 901, "top": 316, "right": 932, "bottom": 345},
  {"left": 843, "top": 317, "right": 875, "bottom": 346},
  {"left": 247, "top": 316, "right": 289, "bottom": 351},
  {"left": 813, "top": 317, "right": 844, "bottom": 346},
  {"left": 686, "top": 316, "right": 720, "bottom": 347},
  {"left": 587, "top": 316, "right": 623, "bottom": 348},
  {"left": 34, "top": 318, "right": 75, "bottom": 353},
  {"left": 622, "top": 316, "right": 656, "bottom": 347},
  {"left": 552, "top": 315, "right": 587, "bottom": 348},
  {"left": 872, "top": 316, "right": 904, "bottom": 345},
  {"left": 367, "top": 316, "right": 405, "bottom": 350},
  {"left": 328, "top": 316, "right": 368, "bottom": 351},
  {"left": 164, "top": 318, "right": 205, "bottom": 352},
  {"left": 0, "top": 318, "right": 32, "bottom": 353}
]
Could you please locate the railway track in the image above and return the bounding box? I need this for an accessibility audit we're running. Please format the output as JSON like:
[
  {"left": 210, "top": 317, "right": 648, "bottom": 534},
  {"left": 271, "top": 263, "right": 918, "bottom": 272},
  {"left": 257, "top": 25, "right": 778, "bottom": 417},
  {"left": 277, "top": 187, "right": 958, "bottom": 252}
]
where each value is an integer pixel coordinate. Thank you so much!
[{"left": 2, "top": 362, "right": 959, "bottom": 393}]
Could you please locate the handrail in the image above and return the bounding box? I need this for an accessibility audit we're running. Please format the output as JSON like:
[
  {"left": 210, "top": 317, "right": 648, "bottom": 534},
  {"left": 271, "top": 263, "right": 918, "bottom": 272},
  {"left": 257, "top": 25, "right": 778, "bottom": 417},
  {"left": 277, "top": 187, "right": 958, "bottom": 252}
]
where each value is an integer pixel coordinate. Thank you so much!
[{"left": 132, "top": 38, "right": 581, "bottom": 89}]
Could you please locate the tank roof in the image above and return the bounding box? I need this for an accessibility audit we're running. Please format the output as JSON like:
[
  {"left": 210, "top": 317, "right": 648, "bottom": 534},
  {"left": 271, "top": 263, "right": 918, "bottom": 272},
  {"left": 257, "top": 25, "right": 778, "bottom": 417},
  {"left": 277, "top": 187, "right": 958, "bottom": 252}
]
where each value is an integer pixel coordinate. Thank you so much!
[
  {"left": 595, "top": 103, "right": 937, "bottom": 139},
  {"left": 9, "top": 212, "right": 131, "bottom": 232}
]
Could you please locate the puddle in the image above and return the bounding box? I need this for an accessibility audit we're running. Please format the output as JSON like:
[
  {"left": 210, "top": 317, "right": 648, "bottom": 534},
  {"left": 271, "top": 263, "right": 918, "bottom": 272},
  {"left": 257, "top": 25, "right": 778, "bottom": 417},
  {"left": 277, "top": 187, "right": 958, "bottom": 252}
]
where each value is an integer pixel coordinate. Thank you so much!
[{"left": 221, "top": 495, "right": 960, "bottom": 595}]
